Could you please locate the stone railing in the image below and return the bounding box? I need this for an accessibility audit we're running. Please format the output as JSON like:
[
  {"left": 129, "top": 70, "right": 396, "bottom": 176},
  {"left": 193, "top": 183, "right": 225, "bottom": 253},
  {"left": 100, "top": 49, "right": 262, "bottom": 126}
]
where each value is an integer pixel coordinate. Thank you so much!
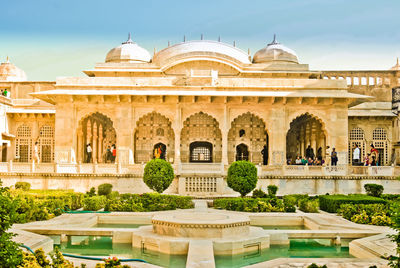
[{"left": 0, "top": 161, "right": 397, "bottom": 177}]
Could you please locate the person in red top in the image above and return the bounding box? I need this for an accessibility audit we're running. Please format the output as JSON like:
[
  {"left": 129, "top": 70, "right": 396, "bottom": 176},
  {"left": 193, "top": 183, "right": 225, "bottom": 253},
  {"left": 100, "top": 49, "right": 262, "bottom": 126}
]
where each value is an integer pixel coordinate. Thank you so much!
[
  {"left": 112, "top": 144, "right": 116, "bottom": 163},
  {"left": 370, "top": 144, "right": 379, "bottom": 166}
]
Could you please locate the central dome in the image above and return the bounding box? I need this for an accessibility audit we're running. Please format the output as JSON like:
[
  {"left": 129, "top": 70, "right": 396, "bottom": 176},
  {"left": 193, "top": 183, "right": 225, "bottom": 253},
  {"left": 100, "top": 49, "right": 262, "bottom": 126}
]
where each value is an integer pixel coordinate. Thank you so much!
[
  {"left": 105, "top": 34, "right": 151, "bottom": 63},
  {"left": 153, "top": 40, "right": 252, "bottom": 68},
  {"left": 253, "top": 35, "right": 298, "bottom": 64}
]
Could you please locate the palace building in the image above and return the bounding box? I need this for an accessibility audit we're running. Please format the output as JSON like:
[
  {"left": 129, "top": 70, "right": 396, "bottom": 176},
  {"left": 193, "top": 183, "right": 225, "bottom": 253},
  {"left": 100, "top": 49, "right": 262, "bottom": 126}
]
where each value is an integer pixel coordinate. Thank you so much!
[{"left": 0, "top": 35, "right": 399, "bottom": 194}]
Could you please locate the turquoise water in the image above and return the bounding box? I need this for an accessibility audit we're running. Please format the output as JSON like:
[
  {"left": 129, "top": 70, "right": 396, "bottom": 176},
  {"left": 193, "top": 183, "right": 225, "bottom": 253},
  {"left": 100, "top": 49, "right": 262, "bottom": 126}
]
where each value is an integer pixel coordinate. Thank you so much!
[
  {"left": 51, "top": 236, "right": 352, "bottom": 268},
  {"left": 52, "top": 236, "right": 187, "bottom": 268},
  {"left": 215, "top": 239, "right": 352, "bottom": 268},
  {"left": 255, "top": 225, "right": 307, "bottom": 230},
  {"left": 93, "top": 223, "right": 148, "bottom": 228}
]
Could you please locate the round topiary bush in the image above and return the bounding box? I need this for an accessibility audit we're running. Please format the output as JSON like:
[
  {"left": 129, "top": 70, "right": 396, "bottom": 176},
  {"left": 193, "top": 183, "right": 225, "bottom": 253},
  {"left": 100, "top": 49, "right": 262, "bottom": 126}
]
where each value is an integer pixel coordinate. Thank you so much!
[
  {"left": 98, "top": 183, "right": 113, "bottom": 196},
  {"left": 15, "top": 181, "right": 31, "bottom": 191},
  {"left": 143, "top": 159, "right": 174, "bottom": 193},
  {"left": 227, "top": 161, "right": 258, "bottom": 197}
]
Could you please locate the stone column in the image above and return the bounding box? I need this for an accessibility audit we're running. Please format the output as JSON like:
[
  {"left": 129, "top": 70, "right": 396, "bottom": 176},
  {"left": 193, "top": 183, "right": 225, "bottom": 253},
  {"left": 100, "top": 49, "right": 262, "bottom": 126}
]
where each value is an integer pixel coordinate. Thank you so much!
[
  {"left": 98, "top": 124, "right": 103, "bottom": 163},
  {"left": 92, "top": 121, "right": 97, "bottom": 163},
  {"left": 311, "top": 122, "right": 317, "bottom": 153},
  {"left": 77, "top": 129, "right": 83, "bottom": 163},
  {"left": 174, "top": 106, "right": 181, "bottom": 166},
  {"left": 300, "top": 126, "right": 305, "bottom": 157},
  {"left": 221, "top": 106, "right": 228, "bottom": 166},
  {"left": 54, "top": 103, "right": 76, "bottom": 163},
  {"left": 269, "top": 108, "right": 285, "bottom": 165}
]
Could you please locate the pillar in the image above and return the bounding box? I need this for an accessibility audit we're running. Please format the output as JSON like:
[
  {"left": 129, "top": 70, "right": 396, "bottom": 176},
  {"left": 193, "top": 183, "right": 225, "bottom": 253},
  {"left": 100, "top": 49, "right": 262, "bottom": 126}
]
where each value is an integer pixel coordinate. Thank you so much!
[
  {"left": 98, "top": 124, "right": 103, "bottom": 163},
  {"left": 174, "top": 106, "right": 181, "bottom": 166},
  {"left": 92, "top": 122, "right": 97, "bottom": 163},
  {"left": 77, "top": 129, "right": 83, "bottom": 163},
  {"left": 221, "top": 106, "right": 228, "bottom": 166}
]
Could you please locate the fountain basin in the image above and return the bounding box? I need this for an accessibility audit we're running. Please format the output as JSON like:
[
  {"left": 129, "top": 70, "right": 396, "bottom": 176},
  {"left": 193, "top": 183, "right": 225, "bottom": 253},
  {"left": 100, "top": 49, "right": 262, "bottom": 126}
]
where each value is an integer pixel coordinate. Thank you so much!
[{"left": 152, "top": 212, "right": 250, "bottom": 238}]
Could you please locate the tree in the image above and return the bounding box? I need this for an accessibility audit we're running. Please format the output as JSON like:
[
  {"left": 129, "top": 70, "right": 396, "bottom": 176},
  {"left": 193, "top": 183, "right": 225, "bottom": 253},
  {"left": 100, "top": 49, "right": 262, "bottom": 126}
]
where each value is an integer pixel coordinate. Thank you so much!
[
  {"left": 0, "top": 180, "right": 23, "bottom": 267},
  {"left": 143, "top": 159, "right": 174, "bottom": 193},
  {"left": 227, "top": 161, "right": 258, "bottom": 197}
]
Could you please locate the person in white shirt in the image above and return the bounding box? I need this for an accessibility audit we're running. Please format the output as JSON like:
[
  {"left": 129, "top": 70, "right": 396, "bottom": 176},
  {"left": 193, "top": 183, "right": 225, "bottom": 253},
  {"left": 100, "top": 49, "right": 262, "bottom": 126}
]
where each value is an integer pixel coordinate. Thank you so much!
[
  {"left": 86, "top": 143, "right": 92, "bottom": 163},
  {"left": 33, "top": 142, "right": 39, "bottom": 163},
  {"left": 352, "top": 144, "right": 361, "bottom": 166}
]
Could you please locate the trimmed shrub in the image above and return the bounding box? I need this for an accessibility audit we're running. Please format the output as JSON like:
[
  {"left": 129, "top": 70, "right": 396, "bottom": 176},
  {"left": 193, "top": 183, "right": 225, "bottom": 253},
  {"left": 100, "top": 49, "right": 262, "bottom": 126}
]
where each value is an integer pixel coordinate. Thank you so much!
[
  {"left": 86, "top": 187, "right": 96, "bottom": 197},
  {"left": 319, "top": 194, "right": 387, "bottom": 213},
  {"left": 15, "top": 182, "right": 31, "bottom": 191},
  {"left": 364, "top": 183, "right": 384, "bottom": 197},
  {"left": 267, "top": 185, "right": 278, "bottom": 197},
  {"left": 143, "top": 159, "right": 174, "bottom": 193},
  {"left": 98, "top": 183, "right": 113, "bottom": 196},
  {"left": 83, "top": 196, "right": 106, "bottom": 211},
  {"left": 227, "top": 161, "right": 257, "bottom": 197},
  {"left": 338, "top": 203, "right": 393, "bottom": 226},
  {"left": 299, "top": 198, "right": 319, "bottom": 213},
  {"left": 252, "top": 188, "right": 267, "bottom": 198},
  {"left": 214, "top": 197, "right": 284, "bottom": 212},
  {"left": 283, "top": 195, "right": 297, "bottom": 212},
  {"left": 105, "top": 193, "right": 193, "bottom": 212}
]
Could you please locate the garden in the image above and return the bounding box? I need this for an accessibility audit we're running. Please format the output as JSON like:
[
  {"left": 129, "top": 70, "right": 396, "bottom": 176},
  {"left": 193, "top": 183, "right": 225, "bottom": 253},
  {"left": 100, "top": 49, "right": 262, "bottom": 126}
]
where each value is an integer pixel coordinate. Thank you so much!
[{"left": 0, "top": 159, "right": 399, "bottom": 267}]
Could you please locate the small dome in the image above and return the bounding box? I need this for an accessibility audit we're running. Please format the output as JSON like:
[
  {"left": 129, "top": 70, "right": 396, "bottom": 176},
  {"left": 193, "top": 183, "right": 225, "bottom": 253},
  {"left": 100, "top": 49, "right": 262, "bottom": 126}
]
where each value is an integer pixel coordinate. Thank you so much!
[
  {"left": 390, "top": 58, "right": 400, "bottom": 70},
  {"left": 0, "top": 57, "right": 27, "bottom": 81},
  {"left": 105, "top": 34, "right": 151, "bottom": 63},
  {"left": 253, "top": 35, "right": 298, "bottom": 64}
]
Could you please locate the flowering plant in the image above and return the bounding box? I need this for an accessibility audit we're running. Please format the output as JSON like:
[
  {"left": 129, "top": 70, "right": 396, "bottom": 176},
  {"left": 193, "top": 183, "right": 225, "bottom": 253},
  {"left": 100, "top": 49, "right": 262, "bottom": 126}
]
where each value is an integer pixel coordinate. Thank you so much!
[{"left": 104, "top": 256, "right": 121, "bottom": 267}]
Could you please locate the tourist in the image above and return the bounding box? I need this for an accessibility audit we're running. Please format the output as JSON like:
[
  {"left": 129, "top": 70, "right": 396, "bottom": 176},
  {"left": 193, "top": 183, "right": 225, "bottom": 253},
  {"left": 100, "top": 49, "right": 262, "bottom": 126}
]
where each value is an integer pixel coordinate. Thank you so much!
[
  {"left": 106, "top": 146, "right": 112, "bottom": 163},
  {"left": 325, "top": 146, "right": 331, "bottom": 166},
  {"left": 33, "top": 141, "right": 39, "bottom": 164},
  {"left": 305, "top": 145, "right": 314, "bottom": 160},
  {"left": 295, "top": 156, "right": 302, "bottom": 165},
  {"left": 317, "top": 147, "right": 323, "bottom": 162},
  {"left": 112, "top": 144, "right": 116, "bottom": 163},
  {"left": 331, "top": 148, "right": 338, "bottom": 166},
  {"left": 370, "top": 144, "right": 379, "bottom": 166},
  {"left": 307, "top": 157, "right": 314, "bottom": 166},
  {"left": 301, "top": 156, "right": 308, "bottom": 165},
  {"left": 364, "top": 153, "right": 370, "bottom": 166},
  {"left": 352, "top": 144, "right": 360, "bottom": 166},
  {"left": 86, "top": 143, "right": 92, "bottom": 163},
  {"left": 261, "top": 145, "right": 268, "bottom": 165},
  {"left": 371, "top": 155, "right": 377, "bottom": 166}
]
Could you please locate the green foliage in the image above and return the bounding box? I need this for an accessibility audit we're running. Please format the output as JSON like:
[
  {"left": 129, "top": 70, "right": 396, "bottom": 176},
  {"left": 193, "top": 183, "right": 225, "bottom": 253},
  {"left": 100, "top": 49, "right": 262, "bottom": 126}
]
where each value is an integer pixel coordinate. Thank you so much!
[
  {"left": 214, "top": 197, "right": 284, "bottom": 212},
  {"left": 10, "top": 190, "right": 84, "bottom": 223},
  {"left": 143, "top": 159, "right": 174, "bottom": 193},
  {"left": 105, "top": 193, "right": 193, "bottom": 212},
  {"left": 98, "top": 183, "right": 113, "bottom": 196},
  {"left": 34, "top": 248, "right": 50, "bottom": 267},
  {"left": 299, "top": 198, "right": 319, "bottom": 213},
  {"left": 227, "top": 161, "right": 258, "bottom": 197},
  {"left": 252, "top": 188, "right": 267, "bottom": 198},
  {"left": 86, "top": 187, "right": 96, "bottom": 197},
  {"left": 83, "top": 196, "right": 107, "bottom": 211},
  {"left": 307, "top": 264, "right": 327, "bottom": 268},
  {"left": 385, "top": 201, "right": 400, "bottom": 267},
  {"left": 15, "top": 181, "right": 31, "bottom": 191},
  {"left": 0, "top": 180, "right": 23, "bottom": 268},
  {"left": 267, "top": 185, "right": 278, "bottom": 197},
  {"left": 364, "top": 183, "right": 384, "bottom": 197},
  {"left": 283, "top": 195, "right": 297, "bottom": 212},
  {"left": 104, "top": 256, "right": 121, "bottom": 268},
  {"left": 318, "top": 194, "right": 387, "bottom": 213},
  {"left": 338, "top": 203, "right": 393, "bottom": 226}
]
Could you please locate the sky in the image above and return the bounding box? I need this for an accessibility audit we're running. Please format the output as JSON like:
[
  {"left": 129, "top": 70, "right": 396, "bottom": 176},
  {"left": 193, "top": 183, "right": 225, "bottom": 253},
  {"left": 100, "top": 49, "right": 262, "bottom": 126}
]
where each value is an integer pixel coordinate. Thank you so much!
[{"left": 1, "top": 0, "right": 400, "bottom": 81}]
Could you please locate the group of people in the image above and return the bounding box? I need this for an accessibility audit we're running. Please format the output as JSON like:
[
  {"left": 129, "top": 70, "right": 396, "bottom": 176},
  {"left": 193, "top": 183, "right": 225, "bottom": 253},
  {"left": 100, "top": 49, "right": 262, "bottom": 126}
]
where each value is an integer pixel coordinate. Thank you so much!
[
  {"left": 288, "top": 145, "right": 338, "bottom": 166},
  {"left": 352, "top": 144, "right": 380, "bottom": 166},
  {"left": 86, "top": 143, "right": 116, "bottom": 163}
]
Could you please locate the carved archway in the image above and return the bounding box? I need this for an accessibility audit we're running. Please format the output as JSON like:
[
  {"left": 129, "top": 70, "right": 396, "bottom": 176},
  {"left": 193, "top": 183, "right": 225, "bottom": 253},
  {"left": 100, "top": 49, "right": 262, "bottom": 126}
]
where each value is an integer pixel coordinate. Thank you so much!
[
  {"left": 77, "top": 112, "right": 116, "bottom": 163},
  {"left": 181, "top": 112, "right": 222, "bottom": 163},
  {"left": 134, "top": 112, "right": 175, "bottom": 163},
  {"left": 286, "top": 113, "right": 326, "bottom": 162},
  {"left": 228, "top": 112, "right": 268, "bottom": 164}
]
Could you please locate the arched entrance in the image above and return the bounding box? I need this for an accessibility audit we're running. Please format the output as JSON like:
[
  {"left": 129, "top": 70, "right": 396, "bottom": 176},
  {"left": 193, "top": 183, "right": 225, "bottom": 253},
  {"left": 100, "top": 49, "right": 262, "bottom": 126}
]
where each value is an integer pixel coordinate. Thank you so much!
[
  {"left": 153, "top": 142, "right": 166, "bottom": 160},
  {"left": 236, "top": 143, "right": 249, "bottom": 161},
  {"left": 286, "top": 113, "right": 326, "bottom": 163},
  {"left": 38, "top": 125, "right": 54, "bottom": 163},
  {"left": 77, "top": 112, "right": 116, "bottom": 163},
  {"left": 190, "top": 141, "right": 213, "bottom": 162},
  {"left": 134, "top": 112, "right": 174, "bottom": 163},
  {"left": 181, "top": 112, "right": 222, "bottom": 163},
  {"left": 228, "top": 112, "right": 268, "bottom": 164}
]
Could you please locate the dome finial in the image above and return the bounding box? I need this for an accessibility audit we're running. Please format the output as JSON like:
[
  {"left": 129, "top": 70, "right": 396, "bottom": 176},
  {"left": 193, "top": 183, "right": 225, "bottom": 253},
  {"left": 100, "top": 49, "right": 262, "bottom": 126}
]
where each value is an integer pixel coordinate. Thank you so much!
[
  {"left": 122, "top": 33, "right": 134, "bottom": 44},
  {"left": 6, "top": 56, "right": 9, "bottom": 63},
  {"left": 269, "top": 34, "right": 279, "bottom": 45}
]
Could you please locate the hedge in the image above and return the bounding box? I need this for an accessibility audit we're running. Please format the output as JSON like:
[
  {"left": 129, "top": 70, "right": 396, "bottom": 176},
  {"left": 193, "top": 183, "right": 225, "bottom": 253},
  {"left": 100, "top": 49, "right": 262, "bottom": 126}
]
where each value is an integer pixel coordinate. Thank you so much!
[
  {"left": 105, "top": 193, "right": 193, "bottom": 212},
  {"left": 319, "top": 194, "right": 387, "bottom": 213},
  {"left": 83, "top": 196, "right": 107, "bottom": 211},
  {"left": 213, "top": 197, "right": 286, "bottom": 212}
]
